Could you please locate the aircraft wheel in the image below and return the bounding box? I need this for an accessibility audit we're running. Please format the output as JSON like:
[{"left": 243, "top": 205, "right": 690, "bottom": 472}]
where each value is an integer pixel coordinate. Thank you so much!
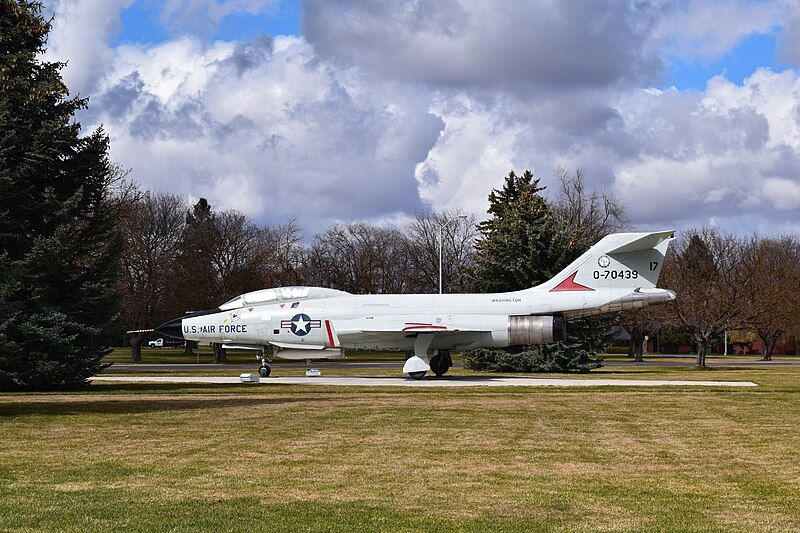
[
  {"left": 259, "top": 365, "right": 271, "bottom": 378},
  {"left": 430, "top": 350, "right": 452, "bottom": 377},
  {"left": 407, "top": 371, "right": 427, "bottom": 380}
]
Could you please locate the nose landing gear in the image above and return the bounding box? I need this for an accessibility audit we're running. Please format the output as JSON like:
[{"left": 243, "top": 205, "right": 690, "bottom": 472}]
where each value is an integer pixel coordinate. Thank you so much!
[
  {"left": 305, "top": 358, "right": 321, "bottom": 377},
  {"left": 257, "top": 351, "right": 271, "bottom": 377}
]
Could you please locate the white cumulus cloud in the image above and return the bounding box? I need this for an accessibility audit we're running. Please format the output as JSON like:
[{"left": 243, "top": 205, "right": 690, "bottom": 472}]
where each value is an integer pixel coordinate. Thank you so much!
[
  {"left": 40, "top": 0, "right": 800, "bottom": 233},
  {"left": 86, "top": 35, "right": 442, "bottom": 228},
  {"left": 43, "top": 0, "right": 134, "bottom": 94},
  {"left": 417, "top": 68, "right": 800, "bottom": 230}
]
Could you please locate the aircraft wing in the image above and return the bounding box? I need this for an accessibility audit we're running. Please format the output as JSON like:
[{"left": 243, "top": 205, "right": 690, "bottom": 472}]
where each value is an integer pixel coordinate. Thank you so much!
[
  {"left": 336, "top": 317, "right": 487, "bottom": 335},
  {"left": 334, "top": 317, "right": 490, "bottom": 354}
]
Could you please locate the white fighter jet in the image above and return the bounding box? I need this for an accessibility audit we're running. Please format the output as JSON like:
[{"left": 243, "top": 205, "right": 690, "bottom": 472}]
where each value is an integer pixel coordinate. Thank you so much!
[{"left": 155, "top": 230, "right": 676, "bottom": 378}]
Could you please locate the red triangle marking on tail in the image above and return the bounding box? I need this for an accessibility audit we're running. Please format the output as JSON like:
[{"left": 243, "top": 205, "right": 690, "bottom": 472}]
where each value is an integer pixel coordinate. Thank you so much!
[{"left": 550, "top": 272, "right": 594, "bottom": 292}]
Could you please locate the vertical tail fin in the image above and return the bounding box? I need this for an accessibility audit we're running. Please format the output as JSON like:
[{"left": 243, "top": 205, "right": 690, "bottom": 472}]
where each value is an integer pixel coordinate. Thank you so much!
[{"left": 537, "top": 230, "right": 675, "bottom": 293}]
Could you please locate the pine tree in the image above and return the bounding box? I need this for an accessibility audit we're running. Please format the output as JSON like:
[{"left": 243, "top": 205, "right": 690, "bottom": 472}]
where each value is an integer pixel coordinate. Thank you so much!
[
  {"left": 0, "top": 1, "right": 121, "bottom": 389},
  {"left": 167, "top": 198, "right": 218, "bottom": 316},
  {"left": 465, "top": 169, "right": 605, "bottom": 372},
  {"left": 165, "top": 198, "right": 227, "bottom": 361},
  {"left": 472, "top": 170, "right": 578, "bottom": 292}
]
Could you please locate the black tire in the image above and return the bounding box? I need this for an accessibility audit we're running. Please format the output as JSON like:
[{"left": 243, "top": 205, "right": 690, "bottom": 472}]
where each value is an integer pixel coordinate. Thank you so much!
[
  {"left": 407, "top": 371, "right": 427, "bottom": 380},
  {"left": 259, "top": 365, "right": 271, "bottom": 378},
  {"left": 430, "top": 350, "right": 451, "bottom": 377},
  {"left": 431, "top": 358, "right": 446, "bottom": 377}
]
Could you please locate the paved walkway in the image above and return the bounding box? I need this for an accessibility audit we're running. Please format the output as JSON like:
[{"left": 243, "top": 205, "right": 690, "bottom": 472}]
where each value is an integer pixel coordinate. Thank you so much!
[
  {"left": 91, "top": 375, "right": 757, "bottom": 388},
  {"left": 106, "top": 362, "right": 399, "bottom": 371}
]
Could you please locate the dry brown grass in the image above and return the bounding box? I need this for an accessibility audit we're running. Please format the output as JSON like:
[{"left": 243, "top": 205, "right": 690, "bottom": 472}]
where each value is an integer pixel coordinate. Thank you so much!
[{"left": 1, "top": 366, "right": 800, "bottom": 531}]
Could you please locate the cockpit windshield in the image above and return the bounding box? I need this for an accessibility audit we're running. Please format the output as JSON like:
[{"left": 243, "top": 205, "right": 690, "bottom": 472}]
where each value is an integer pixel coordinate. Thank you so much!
[
  {"left": 219, "top": 296, "right": 243, "bottom": 309},
  {"left": 217, "top": 286, "right": 351, "bottom": 311}
]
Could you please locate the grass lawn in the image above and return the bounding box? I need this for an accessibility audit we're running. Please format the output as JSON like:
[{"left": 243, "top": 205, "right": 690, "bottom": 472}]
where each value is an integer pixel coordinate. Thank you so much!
[{"left": 2, "top": 365, "right": 800, "bottom": 531}]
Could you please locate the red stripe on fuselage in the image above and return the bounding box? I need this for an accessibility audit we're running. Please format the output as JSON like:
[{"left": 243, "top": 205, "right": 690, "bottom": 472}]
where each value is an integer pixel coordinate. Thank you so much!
[{"left": 325, "top": 320, "right": 336, "bottom": 347}]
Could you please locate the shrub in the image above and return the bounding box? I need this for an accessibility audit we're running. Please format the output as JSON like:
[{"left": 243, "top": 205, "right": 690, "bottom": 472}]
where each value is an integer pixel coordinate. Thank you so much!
[{"left": 462, "top": 344, "right": 603, "bottom": 373}]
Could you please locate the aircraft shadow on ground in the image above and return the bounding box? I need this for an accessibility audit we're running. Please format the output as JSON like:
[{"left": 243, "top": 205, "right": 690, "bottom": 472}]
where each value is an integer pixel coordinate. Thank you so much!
[{"left": 0, "top": 395, "right": 307, "bottom": 417}]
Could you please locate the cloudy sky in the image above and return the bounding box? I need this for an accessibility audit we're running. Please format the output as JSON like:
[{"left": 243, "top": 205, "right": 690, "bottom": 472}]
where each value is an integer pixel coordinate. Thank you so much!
[{"left": 42, "top": 0, "right": 800, "bottom": 234}]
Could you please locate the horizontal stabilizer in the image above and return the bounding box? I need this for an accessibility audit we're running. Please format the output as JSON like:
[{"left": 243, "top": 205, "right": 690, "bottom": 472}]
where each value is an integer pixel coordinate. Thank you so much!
[{"left": 606, "top": 230, "right": 675, "bottom": 255}]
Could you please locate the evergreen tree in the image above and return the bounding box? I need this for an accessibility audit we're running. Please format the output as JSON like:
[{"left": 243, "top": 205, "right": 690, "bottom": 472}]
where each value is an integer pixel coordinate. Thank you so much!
[
  {"left": 166, "top": 198, "right": 226, "bottom": 361},
  {"left": 684, "top": 234, "right": 717, "bottom": 284},
  {"left": 465, "top": 169, "right": 606, "bottom": 372},
  {"left": 472, "top": 170, "right": 578, "bottom": 292},
  {"left": 0, "top": 1, "right": 121, "bottom": 388},
  {"left": 167, "top": 198, "right": 218, "bottom": 316}
]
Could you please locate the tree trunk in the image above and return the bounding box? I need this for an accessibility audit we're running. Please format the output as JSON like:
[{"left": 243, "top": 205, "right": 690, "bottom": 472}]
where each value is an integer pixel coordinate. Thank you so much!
[
  {"left": 212, "top": 343, "right": 227, "bottom": 363},
  {"left": 184, "top": 340, "right": 197, "bottom": 355},
  {"left": 628, "top": 328, "right": 645, "bottom": 362},
  {"left": 634, "top": 342, "right": 644, "bottom": 362},
  {"left": 130, "top": 332, "right": 145, "bottom": 363},
  {"left": 762, "top": 338, "right": 776, "bottom": 361},
  {"left": 696, "top": 342, "right": 707, "bottom": 368}
]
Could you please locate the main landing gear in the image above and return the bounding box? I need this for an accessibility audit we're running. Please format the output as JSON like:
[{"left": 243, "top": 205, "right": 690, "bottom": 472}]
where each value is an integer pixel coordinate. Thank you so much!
[
  {"left": 430, "top": 349, "right": 452, "bottom": 377},
  {"left": 402, "top": 335, "right": 452, "bottom": 379},
  {"left": 403, "top": 334, "right": 432, "bottom": 379}
]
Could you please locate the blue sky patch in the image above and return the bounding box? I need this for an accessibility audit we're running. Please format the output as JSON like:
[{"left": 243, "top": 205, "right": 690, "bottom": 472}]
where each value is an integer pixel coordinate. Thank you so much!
[
  {"left": 115, "top": 0, "right": 301, "bottom": 46},
  {"left": 663, "top": 32, "right": 789, "bottom": 90}
]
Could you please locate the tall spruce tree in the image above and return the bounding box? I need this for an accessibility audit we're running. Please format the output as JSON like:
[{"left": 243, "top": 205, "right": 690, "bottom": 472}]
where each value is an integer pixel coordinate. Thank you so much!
[
  {"left": 168, "top": 198, "right": 218, "bottom": 315},
  {"left": 167, "top": 199, "right": 226, "bottom": 361},
  {"left": 472, "top": 170, "right": 578, "bottom": 291},
  {"left": 0, "top": 1, "right": 121, "bottom": 388},
  {"left": 465, "top": 169, "right": 605, "bottom": 372}
]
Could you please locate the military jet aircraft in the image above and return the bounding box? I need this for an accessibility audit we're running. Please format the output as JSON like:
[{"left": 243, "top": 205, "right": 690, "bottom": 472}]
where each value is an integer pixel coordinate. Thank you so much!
[{"left": 155, "top": 230, "right": 676, "bottom": 378}]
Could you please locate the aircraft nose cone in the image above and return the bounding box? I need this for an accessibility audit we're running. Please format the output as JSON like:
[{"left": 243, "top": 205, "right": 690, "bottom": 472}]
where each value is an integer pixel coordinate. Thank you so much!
[{"left": 155, "top": 317, "right": 184, "bottom": 339}]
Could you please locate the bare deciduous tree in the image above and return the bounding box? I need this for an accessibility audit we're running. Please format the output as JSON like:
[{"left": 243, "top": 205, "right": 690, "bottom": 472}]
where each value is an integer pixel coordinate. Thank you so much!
[
  {"left": 117, "top": 191, "right": 186, "bottom": 362},
  {"left": 210, "top": 210, "right": 264, "bottom": 303},
  {"left": 552, "top": 167, "right": 627, "bottom": 244},
  {"left": 662, "top": 229, "right": 759, "bottom": 367},
  {"left": 405, "top": 209, "right": 478, "bottom": 293},
  {"left": 261, "top": 219, "right": 305, "bottom": 287},
  {"left": 305, "top": 222, "right": 411, "bottom": 294},
  {"left": 744, "top": 235, "right": 800, "bottom": 360}
]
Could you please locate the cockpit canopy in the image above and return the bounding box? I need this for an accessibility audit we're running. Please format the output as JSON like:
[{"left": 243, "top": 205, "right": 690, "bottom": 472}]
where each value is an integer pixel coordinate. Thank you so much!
[{"left": 218, "top": 286, "right": 351, "bottom": 311}]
